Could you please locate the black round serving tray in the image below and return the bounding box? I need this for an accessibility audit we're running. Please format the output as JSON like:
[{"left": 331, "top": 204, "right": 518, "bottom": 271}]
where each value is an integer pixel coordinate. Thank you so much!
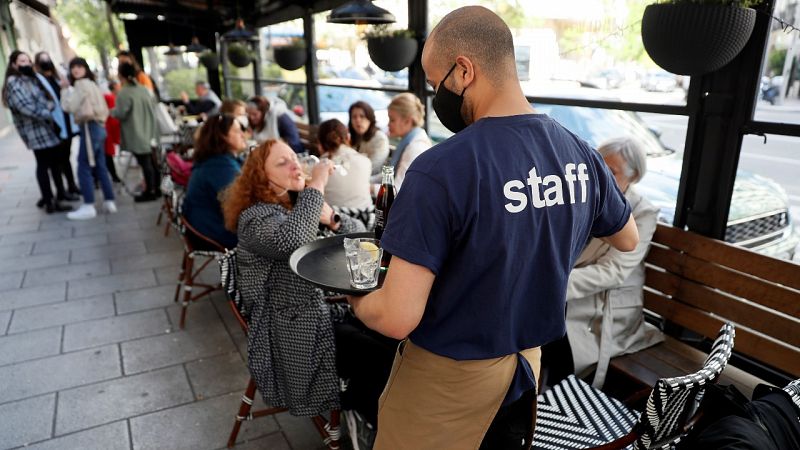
[{"left": 289, "top": 232, "right": 385, "bottom": 295}]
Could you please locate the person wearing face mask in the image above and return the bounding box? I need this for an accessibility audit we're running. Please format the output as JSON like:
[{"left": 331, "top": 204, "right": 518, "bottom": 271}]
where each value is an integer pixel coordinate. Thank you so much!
[
  {"left": 111, "top": 62, "right": 160, "bottom": 202},
  {"left": 245, "top": 95, "right": 304, "bottom": 153},
  {"left": 348, "top": 101, "right": 389, "bottom": 175},
  {"left": 34, "top": 51, "right": 81, "bottom": 200},
  {"left": 181, "top": 114, "right": 246, "bottom": 250},
  {"left": 541, "top": 137, "right": 663, "bottom": 390},
  {"left": 60, "top": 57, "right": 117, "bottom": 220},
  {"left": 220, "top": 140, "right": 365, "bottom": 418},
  {"left": 381, "top": 93, "right": 431, "bottom": 190},
  {"left": 2, "top": 50, "right": 72, "bottom": 213},
  {"left": 345, "top": 7, "right": 639, "bottom": 450}
]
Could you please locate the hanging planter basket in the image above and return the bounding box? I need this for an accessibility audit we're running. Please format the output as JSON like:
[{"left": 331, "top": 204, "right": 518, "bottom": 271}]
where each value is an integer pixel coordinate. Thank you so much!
[
  {"left": 198, "top": 52, "right": 220, "bottom": 70},
  {"left": 273, "top": 46, "right": 306, "bottom": 71},
  {"left": 641, "top": 3, "right": 756, "bottom": 76},
  {"left": 367, "top": 36, "right": 418, "bottom": 72},
  {"left": 227, "top": 43, "right": 253, "bottom": 68}
]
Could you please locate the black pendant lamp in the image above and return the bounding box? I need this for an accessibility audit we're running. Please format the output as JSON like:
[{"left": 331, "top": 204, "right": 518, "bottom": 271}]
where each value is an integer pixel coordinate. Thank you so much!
[
  {"left": 327, "top": 0, "right": 395, "bottom": 25},
  {"left": 186, "top": 36, "right": 208, "bottom": 53},
  {"left": 223, "top": 18, "right": 256, "bottom": 41}
]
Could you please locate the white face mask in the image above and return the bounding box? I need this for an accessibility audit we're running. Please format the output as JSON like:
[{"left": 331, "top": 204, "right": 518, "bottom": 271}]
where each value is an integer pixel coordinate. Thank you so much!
[{"left": 235, "top": 115, "right": 249, "bottom": 130}]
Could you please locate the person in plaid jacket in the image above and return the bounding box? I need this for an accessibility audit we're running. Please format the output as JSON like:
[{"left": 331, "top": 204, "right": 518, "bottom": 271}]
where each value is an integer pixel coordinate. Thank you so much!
[{"left": 1, "top": 50, "right": 71, "bottom": 213}]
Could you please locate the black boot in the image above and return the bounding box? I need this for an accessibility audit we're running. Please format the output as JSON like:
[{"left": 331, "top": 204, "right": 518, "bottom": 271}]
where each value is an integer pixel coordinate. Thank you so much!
[
  {"left": 58, "top": 192, "right": 81, "bottom": 202},
  {"left": 36, "top": 198, "right": 46, "bottom": 208},
  {"left": 46, "top": 200, "right": 73, "bottom": 214},
  {"left": 134, "top": 191, "right": 159, "bottom": 203}
]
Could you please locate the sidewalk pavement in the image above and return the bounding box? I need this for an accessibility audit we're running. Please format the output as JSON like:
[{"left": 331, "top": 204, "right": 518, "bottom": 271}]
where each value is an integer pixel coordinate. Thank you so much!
[{"left": 0, "top": 128, "right": 325, "bottom": 450}]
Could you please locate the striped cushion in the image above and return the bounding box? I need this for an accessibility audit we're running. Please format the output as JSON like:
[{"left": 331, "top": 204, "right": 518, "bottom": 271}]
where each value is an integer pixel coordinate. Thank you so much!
[
  {"left": 782, "top": 378, "right": 800, "bottom": 411},
  {"left": 533, "top": 375, "right": 638, "bottom": 449}
]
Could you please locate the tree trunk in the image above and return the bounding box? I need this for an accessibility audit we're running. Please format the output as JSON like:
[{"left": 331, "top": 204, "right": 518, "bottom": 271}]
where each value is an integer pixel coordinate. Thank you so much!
[
  {"left": 98, "top": 48, "right": 109, "bottom": 77},
  {"left": 105, "top": 3, "right": 120, "bottom": 50}
]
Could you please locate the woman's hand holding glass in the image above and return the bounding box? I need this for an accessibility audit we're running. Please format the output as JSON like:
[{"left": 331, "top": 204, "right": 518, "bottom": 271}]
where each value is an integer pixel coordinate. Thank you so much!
[{"left": 306, "top": 159, "right": 335, "bottom": 194}]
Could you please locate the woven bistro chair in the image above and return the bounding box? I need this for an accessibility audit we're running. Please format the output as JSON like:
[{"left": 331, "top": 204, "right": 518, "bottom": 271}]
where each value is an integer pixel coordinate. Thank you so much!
[
  {"left": 218, "top": 249, "right": 342, "bottom": 449},
  {"left": 173, "top": 213, "right": 226, "bottom": 329},
  {"left": 533, "top": 323, "right": 735, "bottom": 450}
]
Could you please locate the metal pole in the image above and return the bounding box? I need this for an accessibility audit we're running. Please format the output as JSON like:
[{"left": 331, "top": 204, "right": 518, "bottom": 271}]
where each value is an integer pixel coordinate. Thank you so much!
[
  {"left": 408, "top": 0, "right": 429, "bottom": 129},
  {"left": 252, "top": 38, "right": 263, "bottom": 96},
  {"left": 303, "top": 9, "right": 320, "bottom": 125},
  {"left": 221, "top": 40, "right": 231, "bottom": 98}
]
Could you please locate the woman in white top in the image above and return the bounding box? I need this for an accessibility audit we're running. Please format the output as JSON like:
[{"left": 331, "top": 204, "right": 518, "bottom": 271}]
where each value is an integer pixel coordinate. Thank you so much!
[
  {"left": 317, "top": 119, "right": 372, "bottom": 209},
  {"left": 349, "top": 100, "right": 389, "bottom": 175},
  {"left": 384, "top": 93, "right": 432, "bottom": 190},
  {"left": 60, "top": 57, "right": 116, "bottom": 220}
]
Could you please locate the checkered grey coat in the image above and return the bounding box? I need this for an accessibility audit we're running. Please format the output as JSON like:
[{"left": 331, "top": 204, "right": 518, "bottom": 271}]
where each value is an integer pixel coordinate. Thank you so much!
[{"left": 236, "top": 188, "right": 364, "bottom": 416}]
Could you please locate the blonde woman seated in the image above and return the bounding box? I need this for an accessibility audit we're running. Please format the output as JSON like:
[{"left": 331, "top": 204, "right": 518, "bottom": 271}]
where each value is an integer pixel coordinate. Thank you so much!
[
  {"left": 317, "top": 119, "right": 372, "bottom": 210},
  {"left": 562, "top": 137, "right": 664, "bottom": 388},
  {"left": 372, "top": 93, "right": 431, "bottom": 190},
  {"left": 221, "top": 140, "right": 364, "bottom": 417}
]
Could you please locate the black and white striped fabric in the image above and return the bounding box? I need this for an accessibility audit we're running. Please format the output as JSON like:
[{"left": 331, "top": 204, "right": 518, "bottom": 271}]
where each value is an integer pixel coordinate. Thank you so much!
[
  {"left": 217, "top": 249, "right": 244, "bottom": 318},
  {"left": 533, "top": 375, "right": 638, "bottom": 449},
  {"left": 533, "top": 323, "right": 735, "bottom": 450},
  {"left": 334, "top": 205, "right": 376, "bottom": 231},
  {"left": 782, "top": 378, "right": 800, "bottom": 411}
]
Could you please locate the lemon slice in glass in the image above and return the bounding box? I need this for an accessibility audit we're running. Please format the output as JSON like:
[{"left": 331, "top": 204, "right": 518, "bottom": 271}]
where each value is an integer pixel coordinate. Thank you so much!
[{"left": 359, "top": 241, "right": 380, "bottom": 261}]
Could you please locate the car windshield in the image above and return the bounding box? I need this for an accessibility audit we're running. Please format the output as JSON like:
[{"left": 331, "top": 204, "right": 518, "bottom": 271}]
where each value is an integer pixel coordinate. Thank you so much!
[
  {"left": 317, "top": 86, "right": 392, "bottom": 113},
  {"left": 534, "top": 104, "right": 674, "bottom": 157}
]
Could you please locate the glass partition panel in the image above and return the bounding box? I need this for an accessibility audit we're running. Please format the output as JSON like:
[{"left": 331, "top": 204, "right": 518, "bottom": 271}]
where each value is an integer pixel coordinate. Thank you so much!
[
  {"left": 314, "top": 1, "right": 411, "bottom": 90},
  {"left": 313, "top": 85, "right": 395, "bottom": 130},
  {"left": 735, "top": 133, "right": 800, "bottom": 261},
  {"left": 261, "top": 19, "right": 307, "bottom": 83},
  {"left": 428, "top": 1, "right": 689, "bottom": 106},
  {"left": 754, "top": 0, "right": 800, "bottom": 125}
]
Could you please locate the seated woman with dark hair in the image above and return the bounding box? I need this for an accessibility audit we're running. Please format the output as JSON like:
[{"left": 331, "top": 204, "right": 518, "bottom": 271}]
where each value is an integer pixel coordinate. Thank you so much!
[
  {"left": 349, "top": 101, "right": 389, "bottom": 175},
  {"left": 181, "top": 114, "right": 246, "bottom": 249},
  {"left": 245, "top": 95, "right": 304, "bottom": 153},
  {"left": 317, "top": 118, "right": 372, "bottom": 210}
]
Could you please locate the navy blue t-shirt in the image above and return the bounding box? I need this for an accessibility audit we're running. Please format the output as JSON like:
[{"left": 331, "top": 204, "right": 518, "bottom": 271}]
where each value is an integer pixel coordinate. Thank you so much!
[{"left": 380, "top": 114, "right": 631, "bottom": 403}]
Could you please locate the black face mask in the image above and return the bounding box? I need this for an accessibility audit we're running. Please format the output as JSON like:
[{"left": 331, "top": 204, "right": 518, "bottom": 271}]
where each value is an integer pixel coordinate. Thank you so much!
[
  {"left": 39, "top": 60, "right": 55, "bottom": 72},
  {"left": 18, "top": 65, "right": 35, "bottom": 77},
  {"left": 432, "top": 63, "right": 468, "bottom": 133}
]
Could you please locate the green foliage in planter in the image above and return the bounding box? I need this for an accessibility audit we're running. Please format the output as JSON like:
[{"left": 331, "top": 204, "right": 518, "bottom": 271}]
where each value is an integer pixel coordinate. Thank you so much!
[
  {"left": 362, "top": 25, "right": 415, "bottom": 40},
  {"left": 655, "top": 0, "right": 764, "bottom": 8},
  {"left": 227, "top": 43, "right": 254, "bottom": 66}
]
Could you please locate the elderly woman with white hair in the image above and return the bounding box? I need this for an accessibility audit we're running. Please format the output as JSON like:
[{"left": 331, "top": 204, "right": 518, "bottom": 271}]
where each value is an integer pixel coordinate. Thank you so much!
[{"left": 556, "top": 137, "right": 665, "bottom": 388}]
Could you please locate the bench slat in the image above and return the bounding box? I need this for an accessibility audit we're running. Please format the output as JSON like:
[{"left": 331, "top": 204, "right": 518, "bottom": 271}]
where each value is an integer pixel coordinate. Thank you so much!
[
  {"left": 644, "top": 290, "right": 800, "bottom": 376},
  {"left": 653, "top": 225, "right": 800, "bottom": 291},
  {"left": 646, "top": 245, "right": 800, "bottom": 318},
  {"left": 645, "top": 267, "right": 800, "bottom": 348}
]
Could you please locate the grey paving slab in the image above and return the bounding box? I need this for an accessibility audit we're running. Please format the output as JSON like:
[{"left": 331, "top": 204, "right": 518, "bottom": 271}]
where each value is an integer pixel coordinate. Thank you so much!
[
  {"left": 165, "top": 296, "right": 225, "bottom": 329},
  {"left": 23, "top": 421, "right": 130, "bottom": 450},
  {"left": 0, "top": 394, "right": 55, "bottom": 450},
  {"left": 154, "top": 265, "right": 182, "bottom": 286},
  {"left": 220, "top": 432, "right": 291, "bottom": 450},
  {"left": 0, "top": 251, "right": 69, "bottom": 274},
  {"left": 275, "top": 412, "right": 329, "bottom": 450},
  {"left": 0, "top": 310, "right": 10, "bottom": 335},
  {"left": 32, "top": 234, "right": 109, "bottom": 255},
  {"left": 144, "top": 236, "right": 184, "bottom": 254},
  {"left": 63, "top": 309, "right": 171, "bottom": 352},
  {"left": 122, "top": 316, "right": 235, "bottom": 374},
  {"left": 0, "top": 344, "right": 120, "bottom": 404},
  {"left": 130, "top": 392, "right": 279, "bottom": 450},
  {"left": 0, "top": 228, "right": 72, "bottom": 246},
  {"left": 112, "top": 228, "right": 167, "bottom": 244},
  {"left": 0, "top": 326, "right": 62, "bottom": 366},
  {"left": 69, "top": 241, "right": 148, "bottom": 264},
  {"left": 22, "top": 260, "right": 111, "bottom": 288},
  {"left": 8, "top": 295, "right": 115, "bottom": 334},
  {"left": 72, "top": 221, "right": 136, "bottom": 237},
  {"left": 107, "top": 210, "right": 159, "bottom": 225},
  {"left": 67, "top": 269, "right": 157, "bottom": 300},
  {"left": 56, "top": 365, "right": 194, "bottom": 435},
  {"left": 0, "top": 283, "right": 66, "bottom": 312},
  {"left": 185, "top": 352, "right": 249, "bottom": 400},
  {"left": 115, "top": 284, "right": 177, "bottom": 315},
  {"left": 2, "top": 221, "right": 42, "bottom": 235},
  {"left": 0, "top": 242, "right": 32, "bottom": 258},
  {"left": 110, "top": 250, "right": 183, "bottom": 274},
  {"left": 0, "top": 271, "right": 23, "bottom": 291}
]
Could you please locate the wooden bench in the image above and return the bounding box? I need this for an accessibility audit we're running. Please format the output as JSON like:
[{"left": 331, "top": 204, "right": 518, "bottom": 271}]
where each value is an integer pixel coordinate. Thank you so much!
[
  {"left": 295, "top": 122, "right": 318, "bottom": 154},
  {"left": 607, "top": 224, "right": 800, "bottom": 400}
]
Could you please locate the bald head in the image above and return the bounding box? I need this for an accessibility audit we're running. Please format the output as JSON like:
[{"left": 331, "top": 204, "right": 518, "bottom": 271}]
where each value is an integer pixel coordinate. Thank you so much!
[{"left": 425, "top": 6, "right": 517, "bottom": 86}]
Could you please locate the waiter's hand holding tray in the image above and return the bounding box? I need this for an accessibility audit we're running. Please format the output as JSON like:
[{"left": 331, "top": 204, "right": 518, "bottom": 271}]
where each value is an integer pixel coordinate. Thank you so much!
[{"left": 289, "top": 232, "right": 386, "bottom": 296}]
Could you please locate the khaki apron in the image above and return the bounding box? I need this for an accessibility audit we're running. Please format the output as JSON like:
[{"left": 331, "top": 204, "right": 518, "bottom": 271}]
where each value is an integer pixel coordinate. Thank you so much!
[{"left": 374, "top": 340, "right": 541, "bottom": 450}]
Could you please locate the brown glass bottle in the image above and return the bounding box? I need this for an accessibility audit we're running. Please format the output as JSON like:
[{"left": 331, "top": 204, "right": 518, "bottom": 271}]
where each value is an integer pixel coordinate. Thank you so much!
[{"left": 374, "top": 165, "right": 395, "bottom": 266}]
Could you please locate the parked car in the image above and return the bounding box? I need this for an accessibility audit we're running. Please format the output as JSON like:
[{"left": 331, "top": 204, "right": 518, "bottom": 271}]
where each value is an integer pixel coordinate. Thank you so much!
[
  {"left": 642, "top": 71, "right": 678, "bottom": 92},
  {"left": 584, "top": 69, "right": 625, "bottom": 90},
  {"left": 431, "top": 104, "right": 798, "bottom": 259}
]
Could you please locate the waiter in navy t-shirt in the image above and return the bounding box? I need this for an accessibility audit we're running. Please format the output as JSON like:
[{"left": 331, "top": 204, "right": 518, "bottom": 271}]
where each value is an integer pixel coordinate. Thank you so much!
[{"left": 347, "top": 6, "right": 640, "bottom": 450}]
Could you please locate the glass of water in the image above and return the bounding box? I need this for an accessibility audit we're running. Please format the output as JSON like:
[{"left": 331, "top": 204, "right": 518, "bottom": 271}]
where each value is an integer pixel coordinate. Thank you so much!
[{"left": 343, "top": 237, "right": 383, "bottom": 289}]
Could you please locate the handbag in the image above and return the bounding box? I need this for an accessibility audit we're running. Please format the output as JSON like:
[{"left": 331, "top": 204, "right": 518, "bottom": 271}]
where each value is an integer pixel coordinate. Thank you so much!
[{"left": 75, "top": 98, "right": 95, "bottom": 124}]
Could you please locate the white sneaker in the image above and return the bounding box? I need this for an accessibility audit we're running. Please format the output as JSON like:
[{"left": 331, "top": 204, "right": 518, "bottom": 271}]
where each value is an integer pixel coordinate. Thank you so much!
[
  {"left": 67, "top": 204, "right": 97, "bottom": 220},
  {"left": 103, "top": 200, "right": 118, "bottom": 214}
]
